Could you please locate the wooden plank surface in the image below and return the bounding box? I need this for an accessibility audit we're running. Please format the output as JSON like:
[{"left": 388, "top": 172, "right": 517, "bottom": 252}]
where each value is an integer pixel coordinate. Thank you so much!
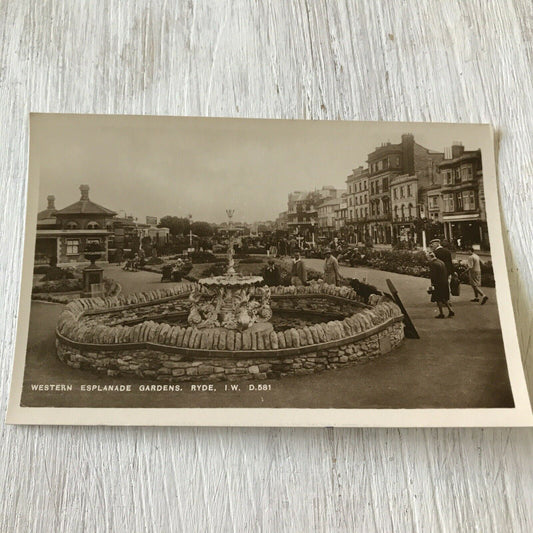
[{"left": 1, "top": 1, "right": 532, "bottom": 531}]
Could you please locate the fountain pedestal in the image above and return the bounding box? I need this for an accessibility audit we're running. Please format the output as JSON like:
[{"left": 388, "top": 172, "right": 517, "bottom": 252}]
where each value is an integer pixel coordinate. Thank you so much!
[{"left": 188, "top": 274, "right": 272, "bottom": 331}]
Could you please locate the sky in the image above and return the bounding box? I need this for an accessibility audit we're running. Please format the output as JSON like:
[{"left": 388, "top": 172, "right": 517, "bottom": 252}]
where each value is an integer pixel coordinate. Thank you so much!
[{"left": 32, "top": 114, "right": 489, "bottom": 224}]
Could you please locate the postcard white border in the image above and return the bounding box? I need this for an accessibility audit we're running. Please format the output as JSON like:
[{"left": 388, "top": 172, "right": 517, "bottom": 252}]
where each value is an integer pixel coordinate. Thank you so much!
[{"left": 6, "top": 115, "right": 533, "bottom": 427}]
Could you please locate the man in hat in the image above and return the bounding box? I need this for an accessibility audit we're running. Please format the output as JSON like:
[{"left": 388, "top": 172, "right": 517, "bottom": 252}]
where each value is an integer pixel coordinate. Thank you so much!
[
  {"left": 467, "top": 247, "right": 488, "bottom": 304},
  {"left": 323, "top": 248, "right": 341, "bottom": 286},
  {"left": 291, "top": 251, "right": 307, "bottom": 286},
  {"left": 427, "top": 251, "right": 454, "bottom": 318},
  {"left": 430, "top": 238, "right": 454, "bottom": 278}
]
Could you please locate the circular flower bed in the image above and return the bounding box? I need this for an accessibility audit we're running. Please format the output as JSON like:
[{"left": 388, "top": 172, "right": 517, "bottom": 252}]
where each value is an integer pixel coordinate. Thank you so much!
[{"left": 55, "top": 282, "right": 405, "bottom": 382}]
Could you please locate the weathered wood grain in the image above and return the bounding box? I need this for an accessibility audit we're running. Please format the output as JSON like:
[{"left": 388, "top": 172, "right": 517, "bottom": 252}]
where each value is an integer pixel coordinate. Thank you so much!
[{"left": 0, "top": 1, "right": 532, "bottom": 531}]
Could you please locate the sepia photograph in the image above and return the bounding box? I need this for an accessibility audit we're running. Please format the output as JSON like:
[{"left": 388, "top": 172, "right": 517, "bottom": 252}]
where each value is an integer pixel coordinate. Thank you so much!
[{"left": 7, "top": 114, "right": 532, "bottom": 426}]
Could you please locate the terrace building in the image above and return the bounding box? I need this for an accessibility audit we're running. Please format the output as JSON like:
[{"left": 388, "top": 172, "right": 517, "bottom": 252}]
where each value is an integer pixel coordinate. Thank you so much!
[
  {"left": 345, "top": 166, "right": 369, "bottom": 243},
  {"left": 334, "top": 194, "right": 349, "bottom": 235},
  {"left": 438, "top": 144, "right": 488, "bottom": 249},
  {"left": 426, "top": 185, "right": 443, "bottom": 223},
  {"left": 286, "top": 186, "right": 343, "bottom": 242},
  {"left": 390, "top": 174, "right": 419, "bottom": 243},
  {"left": 366, "top": 134, "right": 443, "bottom": 244},
  {"left": 317, "top": 197, "right": 342, "bottom": 238}
]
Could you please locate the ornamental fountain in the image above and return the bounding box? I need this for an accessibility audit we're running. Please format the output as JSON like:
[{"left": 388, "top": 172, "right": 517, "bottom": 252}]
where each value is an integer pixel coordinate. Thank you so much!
[
  {"left": 187, "top": 209, "right": 273, "bottom": 331},
  {"left": 55, "top": 210, "right": 405, "bottom": 383}
]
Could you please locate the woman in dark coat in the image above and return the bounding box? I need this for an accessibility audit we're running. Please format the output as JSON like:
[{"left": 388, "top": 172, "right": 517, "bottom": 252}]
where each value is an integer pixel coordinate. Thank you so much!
[
  {"left": 262, "top": 260, "right": 281, "bottom": 286},
  {"left": 427, "top": 251, "right": 454, "bottom": 318}
]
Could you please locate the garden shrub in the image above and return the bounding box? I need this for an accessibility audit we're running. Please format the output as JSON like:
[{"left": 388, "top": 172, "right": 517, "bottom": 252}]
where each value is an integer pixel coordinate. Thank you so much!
[
  {"left": 42, "top": 266, "right": 76, "bottom": 281},
  {"left": 237, "top": 257, "right": 264, "bottom": 264},
  {"left": 200, "top": 262, "right": 228, "bottom": 277},
  {"left": 32, "top": 279, "right": 83, "bottom": 294},
  {"left": 189, "top": 251, "right": 225, "bottom": 264},
  {"left": 339, "top": 248, "right": 494, "bottom": 287}
]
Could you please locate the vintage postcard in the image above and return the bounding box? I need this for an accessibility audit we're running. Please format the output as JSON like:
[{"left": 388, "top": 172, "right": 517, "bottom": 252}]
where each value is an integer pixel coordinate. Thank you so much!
[{"left": 6, "top": 114, "right": 533, "bottom": 426}]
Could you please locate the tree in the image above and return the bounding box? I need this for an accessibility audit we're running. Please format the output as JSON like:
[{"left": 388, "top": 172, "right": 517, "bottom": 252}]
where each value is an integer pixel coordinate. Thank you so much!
[
  {"left": 191, "top": 221, "right": 214, "bottom": 237},
  {"left": 158, "top": 216, "right": 190, "bottom": 236}
]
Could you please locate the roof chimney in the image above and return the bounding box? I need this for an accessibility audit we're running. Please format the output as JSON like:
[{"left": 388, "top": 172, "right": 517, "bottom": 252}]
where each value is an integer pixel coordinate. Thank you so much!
[
  {"left": 401, "top": 133, "right": 415, "bottom": 174},
  {"left": 451, "top": 141, "right": 464, "bottom": 159},
  {"left": 80, "top": 184, "right": 90, "bottom": 200},
  {"left": 47, "top": 195, "right": 55, "bottom": 209}
]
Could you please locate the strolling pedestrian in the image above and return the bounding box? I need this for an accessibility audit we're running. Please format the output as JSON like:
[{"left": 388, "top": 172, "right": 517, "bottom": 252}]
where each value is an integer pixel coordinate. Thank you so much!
[
  {"left": 467, "top": 247, "right": 488, "bottom": 304},
  {"left": 290, "top": 252, "right": 307, "bottom": 286},
  {"left": 427, "top": 251, "right": 454, "bottom": 318},
  {"left": 430, "top": 238, "right": 454, "bottom": 278},
  {"left": 323, "top": 248, "right": 341, "bottom": 286}
]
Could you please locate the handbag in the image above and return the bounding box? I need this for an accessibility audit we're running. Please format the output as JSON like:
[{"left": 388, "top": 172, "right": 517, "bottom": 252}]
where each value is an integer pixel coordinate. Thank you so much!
[{"left": 450, "top": 273, "right": 460, "bottom": 296}]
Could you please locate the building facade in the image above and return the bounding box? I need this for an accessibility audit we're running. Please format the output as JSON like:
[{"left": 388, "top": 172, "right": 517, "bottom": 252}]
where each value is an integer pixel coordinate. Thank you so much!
[
  {"left": 438, "top": 144, "right": 488, "bottom": 249},
  {"left": 390, "top": 174, "right": 419, "bottom": 243},
  {"left": 345, "top": 167, "right": 369, "bottom": 243},
  {"left": 286, "top": 186, "right": 344, "bottom": 242},
  {"left": 317, "top": 197, "right": 342, "bottom": 237},
  {"left": 366, "top": 134, "right": 443, "bottom": 245},
  {"left": 35, "top": 185, "right": 117, "bottom": 265}
]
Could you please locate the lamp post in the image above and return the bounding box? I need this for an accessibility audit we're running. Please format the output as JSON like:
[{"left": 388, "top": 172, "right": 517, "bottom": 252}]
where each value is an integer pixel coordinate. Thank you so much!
[
  {"left": 188, "top": 214, "right": 193, "bottom": 250},
  {"left": 225, "top": 209, "right": 236, "bottom": 275},
  {"left": 311, "top": 220, "right": 315, "bottom": 247}
]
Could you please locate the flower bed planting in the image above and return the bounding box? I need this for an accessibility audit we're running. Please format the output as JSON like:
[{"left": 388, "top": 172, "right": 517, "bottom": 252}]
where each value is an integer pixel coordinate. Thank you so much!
[
  {"left": 339, "top": 248, "right": 494, "bottom": 287},
  {"left": 32, "top": 278, "right": 121, "bottom": 303}
]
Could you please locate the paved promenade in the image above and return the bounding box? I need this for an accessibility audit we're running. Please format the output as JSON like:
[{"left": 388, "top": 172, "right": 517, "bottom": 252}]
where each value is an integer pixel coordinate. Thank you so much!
[{"left": 21, "top": 263, "right": 513, "bottom": 409}]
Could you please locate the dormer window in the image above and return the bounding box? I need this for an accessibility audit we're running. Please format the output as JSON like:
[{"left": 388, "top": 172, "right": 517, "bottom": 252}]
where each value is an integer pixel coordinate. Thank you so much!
[
  {"left": 87, "top": 221, "right": 100, "bottom": 229},
  {"left": 66, "top": 221, "right": 78, "bottom": 229}
]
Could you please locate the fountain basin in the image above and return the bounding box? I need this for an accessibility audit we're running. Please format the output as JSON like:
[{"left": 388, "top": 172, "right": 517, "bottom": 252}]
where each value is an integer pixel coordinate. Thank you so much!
[{"left": 56, "top": 283, "right": 405, "bottom": 382}]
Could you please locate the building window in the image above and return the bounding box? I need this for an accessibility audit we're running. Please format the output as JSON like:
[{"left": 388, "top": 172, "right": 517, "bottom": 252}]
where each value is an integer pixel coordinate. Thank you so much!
[
  {"left": 463, "top": 190, "right": 476, "bottom": 210},
  {"left": 393, "top": 188, "right": 398, "bottom": 199},
  {"left": 408, "top": 203, "right": 414, "bottom": 218},
  {"left": 407, "top": 185, "right": 412, "bottom": 197},
  {"left": 400, "top": 186, "right": 405, "bottom": 198},
  {"left": 394, "top": 206, "right": 398, "bottom": 220},
  {"left": 66, "top": 239, "right": 79, "bottom": 255},
  {"left": 456, "top": 192, "right": 464, "bottom": 211},
  {"left": 87, "top": 221, "right": 100, "bottom": 229},
  {"left": 461, "top": 165, "right": 473, "bottom": 182},
  {"left": 454, "top": 168, "right": 461, "bottom": 184},
  {"left": 66, "top": 221, "right": 78, "bottom": 229},
  {"left": 382, "top": 177, "right": 388, "bottom": 190},
  {"left": 383, "top": 159, "right": 389, "bottom": 169},
  {"left": 444, "top": 170, "right": 453, "bottom": 186},
  {"left": 443, "top": 194, "right": 455, "bottom": 212},
  {"left": 395, "top": 156, "right": 400, "bottom": 166}
]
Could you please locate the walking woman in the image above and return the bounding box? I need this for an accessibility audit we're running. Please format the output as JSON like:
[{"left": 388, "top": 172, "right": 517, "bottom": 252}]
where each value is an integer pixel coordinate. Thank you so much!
[{"left": 427, "top": 251, "right": 455, "bottom": 318}]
